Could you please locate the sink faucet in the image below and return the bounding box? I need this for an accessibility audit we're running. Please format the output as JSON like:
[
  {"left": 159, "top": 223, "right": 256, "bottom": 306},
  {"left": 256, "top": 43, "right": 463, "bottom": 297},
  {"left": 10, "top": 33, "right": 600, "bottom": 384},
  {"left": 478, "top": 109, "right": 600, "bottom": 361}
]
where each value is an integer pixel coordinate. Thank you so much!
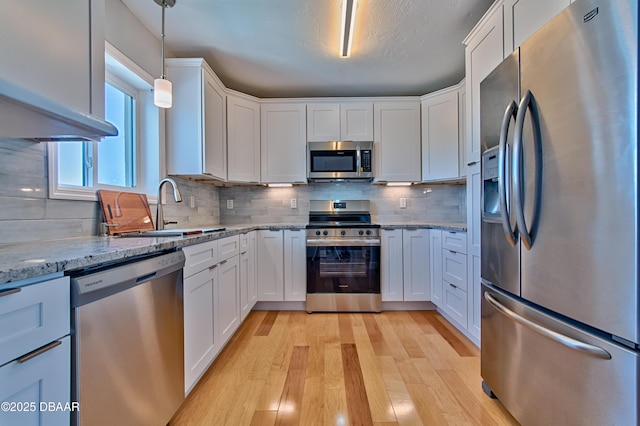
[{"left": 156, "top": 177, "right": 183, "bottom": 230}]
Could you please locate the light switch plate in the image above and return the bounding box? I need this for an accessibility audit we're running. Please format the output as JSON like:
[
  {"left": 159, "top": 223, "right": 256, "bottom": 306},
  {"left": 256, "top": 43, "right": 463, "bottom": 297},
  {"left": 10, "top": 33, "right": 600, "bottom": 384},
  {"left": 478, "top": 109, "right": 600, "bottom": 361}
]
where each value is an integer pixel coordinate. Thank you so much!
[
  {"left": 227, "top": 199, "right": 233, "bottom": 209},
  {"left": 400, "top": 198, "right": 407, "bottom": 209},
  {"left": 291, "top": 198, "right": 297, "bottom": 209},
  {"left": 190, "top": 196, "right": 195, "bottom": 208}
]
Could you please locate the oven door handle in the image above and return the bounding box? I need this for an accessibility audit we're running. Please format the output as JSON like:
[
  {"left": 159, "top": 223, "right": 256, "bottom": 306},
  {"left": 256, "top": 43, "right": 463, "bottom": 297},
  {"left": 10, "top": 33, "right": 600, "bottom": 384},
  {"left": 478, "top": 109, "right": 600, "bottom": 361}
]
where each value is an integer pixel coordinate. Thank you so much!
[{"left": 306, "top": 238, "right": 381, "bottom": 247}]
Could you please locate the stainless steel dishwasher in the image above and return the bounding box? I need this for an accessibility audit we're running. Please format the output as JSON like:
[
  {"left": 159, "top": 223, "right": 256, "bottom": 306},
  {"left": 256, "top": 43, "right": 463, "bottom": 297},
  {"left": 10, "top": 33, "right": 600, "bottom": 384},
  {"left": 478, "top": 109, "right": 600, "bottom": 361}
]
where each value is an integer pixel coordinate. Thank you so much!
[{"left": 70, "top": 250, "right": 185, "bottom": 426}]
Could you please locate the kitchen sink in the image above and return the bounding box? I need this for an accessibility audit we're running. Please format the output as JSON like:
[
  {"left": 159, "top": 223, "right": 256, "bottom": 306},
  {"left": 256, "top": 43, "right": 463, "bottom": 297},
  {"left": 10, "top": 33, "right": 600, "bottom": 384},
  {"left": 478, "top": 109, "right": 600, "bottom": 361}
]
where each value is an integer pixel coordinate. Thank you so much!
[{"left": 117, "top": 227, "right": 226, "bottom": 237}]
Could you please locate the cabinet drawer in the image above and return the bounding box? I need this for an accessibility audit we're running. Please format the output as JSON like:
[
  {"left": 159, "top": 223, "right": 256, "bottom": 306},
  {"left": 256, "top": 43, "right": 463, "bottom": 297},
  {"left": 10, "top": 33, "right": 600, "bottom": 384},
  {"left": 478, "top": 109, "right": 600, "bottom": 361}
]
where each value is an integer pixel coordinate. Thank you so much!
[
  {"left": 443, "top": 249, "right": 467, "bottom": 291},
  {"left": 182, "top": 240, "right": 218, "bottom": 278},
  {"left": 442, "top": 281, "right": 468, "bottom": 328},
  {"left": 442, "top": 231, "right": 467, "bottom": 254},
  {"left": 219, "top": 235, "right": 240, "bottom": 262},
  {"left": 0, "top": 277, "right": 69, "bottom": 367},
  {"left": 0, "top": 335, "right": 70, "bottom": 426}
]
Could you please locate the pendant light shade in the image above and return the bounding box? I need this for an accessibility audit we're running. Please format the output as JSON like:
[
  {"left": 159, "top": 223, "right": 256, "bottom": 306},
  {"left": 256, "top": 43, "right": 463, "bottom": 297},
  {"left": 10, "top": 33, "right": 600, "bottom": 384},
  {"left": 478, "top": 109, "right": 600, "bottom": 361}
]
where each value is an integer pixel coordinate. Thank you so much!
[
  {"left": 153, "top": 0, "right": 175, "bottom": 108},
  {"left": 154, "top": 78, "right": 172, "bottom": 108}
]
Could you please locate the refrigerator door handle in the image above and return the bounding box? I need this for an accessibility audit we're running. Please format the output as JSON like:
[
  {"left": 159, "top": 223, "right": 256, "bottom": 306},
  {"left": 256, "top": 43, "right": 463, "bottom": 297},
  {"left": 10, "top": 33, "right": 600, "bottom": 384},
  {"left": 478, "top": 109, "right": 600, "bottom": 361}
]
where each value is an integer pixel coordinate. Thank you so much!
[
  {"left": 499, "top": 100, "right": 519, "bottom": 247},
  {"left": 513, "top": 89, "right": 543, "bottom": 250},
  {"left": 484, "top": 291, "right": 612, "bottom": 360}
]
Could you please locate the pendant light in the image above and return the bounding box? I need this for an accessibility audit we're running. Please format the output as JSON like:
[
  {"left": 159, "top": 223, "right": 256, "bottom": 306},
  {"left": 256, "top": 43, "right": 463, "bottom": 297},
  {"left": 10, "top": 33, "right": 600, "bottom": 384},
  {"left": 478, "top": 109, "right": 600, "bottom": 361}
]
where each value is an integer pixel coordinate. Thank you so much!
[{"left": 153, "top": 0, "right": 176, "bottom": 108}]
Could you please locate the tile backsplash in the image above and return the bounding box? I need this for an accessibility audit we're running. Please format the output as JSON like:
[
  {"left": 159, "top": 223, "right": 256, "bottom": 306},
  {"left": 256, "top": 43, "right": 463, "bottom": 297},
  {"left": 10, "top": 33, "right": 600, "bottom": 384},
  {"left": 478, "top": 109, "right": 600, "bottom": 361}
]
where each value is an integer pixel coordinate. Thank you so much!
[
  {"left": 219, "top": 181, "right": 466, "bottom": 225},
  {"left": 0, "top": 138, "right": 464, "bottom": 244}
]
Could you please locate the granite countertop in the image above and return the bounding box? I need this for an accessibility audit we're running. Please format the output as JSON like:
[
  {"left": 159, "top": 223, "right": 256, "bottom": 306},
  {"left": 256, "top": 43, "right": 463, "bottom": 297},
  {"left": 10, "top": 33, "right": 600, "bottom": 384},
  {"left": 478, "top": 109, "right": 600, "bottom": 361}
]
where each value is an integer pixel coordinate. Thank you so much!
[{"left": 0, "top": 222, "right": 465, "bottom": 285}]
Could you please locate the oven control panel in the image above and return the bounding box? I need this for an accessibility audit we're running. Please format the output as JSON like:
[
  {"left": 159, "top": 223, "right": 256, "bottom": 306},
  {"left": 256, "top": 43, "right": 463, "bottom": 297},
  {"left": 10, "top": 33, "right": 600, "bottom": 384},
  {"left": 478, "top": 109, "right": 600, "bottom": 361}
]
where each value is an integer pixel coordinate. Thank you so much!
[{"left": 306, "top": 228, "right": 380, "bottom": 238}]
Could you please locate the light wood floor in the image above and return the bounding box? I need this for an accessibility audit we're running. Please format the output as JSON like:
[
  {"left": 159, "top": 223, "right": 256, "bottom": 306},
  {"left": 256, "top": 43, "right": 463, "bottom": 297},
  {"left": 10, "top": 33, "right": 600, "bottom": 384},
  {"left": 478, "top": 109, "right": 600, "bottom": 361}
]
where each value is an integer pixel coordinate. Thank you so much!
[{"left": 169, "top": 310, "right": 519, "bottom": 426}]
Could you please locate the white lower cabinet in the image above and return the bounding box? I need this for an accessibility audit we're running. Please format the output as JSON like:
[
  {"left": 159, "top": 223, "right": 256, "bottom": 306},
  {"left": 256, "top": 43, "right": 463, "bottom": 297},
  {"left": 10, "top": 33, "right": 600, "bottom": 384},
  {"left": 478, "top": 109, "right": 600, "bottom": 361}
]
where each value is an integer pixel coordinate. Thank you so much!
[
  {"left": 429, "top": 230, "right": 472, "bottom": 335},
  {"left": 381, "top": 229, "right": 430, "bottom": 302},
  {"left": 0, "top": 276, "right": 71, "bottom": 426},
  {"left": 182, "top": 234, "right": 241, "bottom": 395},
  {"left": 239, "top": 232, "right": 258, "bottom": 322},
  {"left": 257, "top": 229, "right": 306, "bottom": 302}
]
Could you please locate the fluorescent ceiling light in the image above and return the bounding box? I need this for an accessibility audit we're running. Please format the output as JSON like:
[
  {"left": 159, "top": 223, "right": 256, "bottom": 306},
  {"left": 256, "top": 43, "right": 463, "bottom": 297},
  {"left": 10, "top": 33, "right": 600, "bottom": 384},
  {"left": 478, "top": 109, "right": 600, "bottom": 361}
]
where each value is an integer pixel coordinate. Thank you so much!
[
  {"left": 386, "top": 182, "right": 412, "bottom": 187},
  {"left": 267, "top": 183, "right": 293, "bottom": 188},
  {"left": 340, "top": 0, "right": 358, "bottom": 58}
]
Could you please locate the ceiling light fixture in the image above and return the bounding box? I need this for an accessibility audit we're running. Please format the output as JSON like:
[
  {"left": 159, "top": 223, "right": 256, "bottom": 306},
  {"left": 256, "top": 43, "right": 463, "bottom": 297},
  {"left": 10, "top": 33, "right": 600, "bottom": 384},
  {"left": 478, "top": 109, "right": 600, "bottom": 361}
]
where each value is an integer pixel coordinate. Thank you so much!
[
  {"left": 153, "top": 0, "right": 176, "bottom": 108},
  {"left": 339, "top": 0, "right": 358, "bottom": 58}
]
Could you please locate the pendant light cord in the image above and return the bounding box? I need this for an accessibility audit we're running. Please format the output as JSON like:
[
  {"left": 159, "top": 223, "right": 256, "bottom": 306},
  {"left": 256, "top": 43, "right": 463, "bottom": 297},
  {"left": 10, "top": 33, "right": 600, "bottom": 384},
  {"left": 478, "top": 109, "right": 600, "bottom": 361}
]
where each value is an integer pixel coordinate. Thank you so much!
[{"left": 160, "top": 2, "right": 166, "bottom": 79}]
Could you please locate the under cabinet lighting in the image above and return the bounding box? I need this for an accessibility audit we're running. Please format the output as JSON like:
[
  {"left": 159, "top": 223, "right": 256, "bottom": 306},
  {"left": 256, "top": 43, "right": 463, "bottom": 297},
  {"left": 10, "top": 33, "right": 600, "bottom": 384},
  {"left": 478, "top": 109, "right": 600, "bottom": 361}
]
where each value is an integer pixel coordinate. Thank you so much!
[
  {"left": 340, "top": 0, "right": 358, "bottom": 58},
  {"left": 267, "top": 183, "right": 293, "bottom": 188},
  {"left": 386, "top": 182, "right": 412, "bottom": 187}
]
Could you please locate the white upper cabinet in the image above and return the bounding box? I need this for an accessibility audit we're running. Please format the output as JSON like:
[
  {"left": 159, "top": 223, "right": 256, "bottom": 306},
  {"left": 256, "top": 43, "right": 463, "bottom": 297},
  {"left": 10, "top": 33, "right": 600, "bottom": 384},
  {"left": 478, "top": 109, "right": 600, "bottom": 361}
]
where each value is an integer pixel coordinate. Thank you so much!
[
  {"left": 504, "top": 0, "right": 572, "bottom": 54},
  {"left": 421, "top": 86, "right": 461, "bottom": 182},
  {"left": 373, "top": 101, "right": 421, "bottom": 182},
  {"left": 166, "top": 58, "right": 227, "bottom": 181},
  {"left": 307, "top": 103, "right": 340, "bottom": 141},
  {"left": 227, "top": 92, "right": 261, "bottom": 183},
  {"left": 307, "top": 102, "right": 374, "bottom": 141},
  {"left": 0, "top": 0, "right": 100, "bottom": 116},
  {"left": 464, "top": 4, "right": 505, "bottom": 166},
  {"left": 260, "top": 103, "right": 307, "bottom": 183}
]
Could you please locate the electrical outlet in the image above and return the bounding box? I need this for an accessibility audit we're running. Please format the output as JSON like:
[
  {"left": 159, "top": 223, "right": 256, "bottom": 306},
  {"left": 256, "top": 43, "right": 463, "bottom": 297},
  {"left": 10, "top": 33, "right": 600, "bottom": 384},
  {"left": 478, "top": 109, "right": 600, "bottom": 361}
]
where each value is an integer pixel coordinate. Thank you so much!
[
  {"left": 400, "top": 197, "right": 407, "bottom": 209},
  {"left": 189, "top": 196, "right": 195, "bottom": 208},
  {"left": 290, "top": 198, "right": 297, "bottom": 209},
  {"left": 227, "top": 199, "right": 234, "bottom": 209}
]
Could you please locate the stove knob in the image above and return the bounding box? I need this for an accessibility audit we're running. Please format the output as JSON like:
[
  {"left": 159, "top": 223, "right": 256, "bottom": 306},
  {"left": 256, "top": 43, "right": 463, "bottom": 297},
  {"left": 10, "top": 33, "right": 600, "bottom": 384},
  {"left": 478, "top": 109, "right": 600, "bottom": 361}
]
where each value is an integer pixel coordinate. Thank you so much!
[
  {"left": 340, "top": 230, "right": 346, "bottom": 236},
  {"left": 323, "top": 230, "right": 329, "bottom": 236},
  {"left": 366, "top": 230, "right": 372, "bottom": 236},
  {"left": 358, "top": 230, "right": 364, "bottom": 236},
  {"left": 315, "top": 230, "right": 321, "bottom": 236}
]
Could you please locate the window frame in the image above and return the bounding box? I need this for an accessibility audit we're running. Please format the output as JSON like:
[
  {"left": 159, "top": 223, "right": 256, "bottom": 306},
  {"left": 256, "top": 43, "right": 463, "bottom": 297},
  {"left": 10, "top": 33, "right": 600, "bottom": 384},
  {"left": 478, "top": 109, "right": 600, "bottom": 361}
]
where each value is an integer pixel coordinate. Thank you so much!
[{"left": 48, "top": 42, "right": 160, "bottom": 203}]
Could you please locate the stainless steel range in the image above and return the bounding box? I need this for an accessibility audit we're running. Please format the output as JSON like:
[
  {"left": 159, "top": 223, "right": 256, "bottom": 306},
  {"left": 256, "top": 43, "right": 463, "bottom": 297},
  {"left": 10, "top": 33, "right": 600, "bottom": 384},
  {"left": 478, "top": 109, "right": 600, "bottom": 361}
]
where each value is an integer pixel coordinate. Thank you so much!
[{"left": 306, "top": 200, "right": 381, "bottom": 313}]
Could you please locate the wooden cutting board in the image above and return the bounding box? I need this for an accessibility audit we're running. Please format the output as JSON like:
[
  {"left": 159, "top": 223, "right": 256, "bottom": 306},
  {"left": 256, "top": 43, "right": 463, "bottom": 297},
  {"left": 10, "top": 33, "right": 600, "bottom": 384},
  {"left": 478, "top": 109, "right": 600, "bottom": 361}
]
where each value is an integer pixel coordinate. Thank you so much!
[{"left": 97, "top": 190, "right": 155, "bottom": 235}]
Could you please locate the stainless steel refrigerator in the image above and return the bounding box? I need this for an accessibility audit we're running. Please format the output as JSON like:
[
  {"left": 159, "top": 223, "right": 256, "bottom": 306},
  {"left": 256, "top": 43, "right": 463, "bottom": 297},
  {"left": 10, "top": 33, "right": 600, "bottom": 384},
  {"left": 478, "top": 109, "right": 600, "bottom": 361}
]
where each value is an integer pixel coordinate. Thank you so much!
[{"left": 479, "top": 0, "right": 639, "bottom": 424}]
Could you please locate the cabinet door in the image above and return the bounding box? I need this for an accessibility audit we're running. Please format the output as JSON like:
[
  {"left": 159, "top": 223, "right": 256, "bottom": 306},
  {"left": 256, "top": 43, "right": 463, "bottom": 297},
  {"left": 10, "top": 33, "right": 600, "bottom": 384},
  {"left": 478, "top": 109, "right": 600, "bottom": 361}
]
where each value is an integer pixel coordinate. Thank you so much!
[
  {"left": 442, "top": 281, "right": 468, "bottom": 328},
  {"left": 284, "top": 229, "right": 306, "bottom": 301},
  {"left": 430, "top": 230, "right": 443, "bottom": 306},
  {"left": 248, "top": 232, "right": 258, "bottom": 310},
  {"left": 340, "top": 102, "right": 374, "bottom": 141},
  {"left": 203, "top": 68, "right": 227, "bottom": 180},
  {"left": 0, "top": 336, "right": 71, "bottom": 426},
  {"left": 307, "top": 103, "right": 340, "bottom": 141},
  {"left": 466, "top": 164, "right": 482, "bottom": 341},
  {"left": 504, "top": 0, "right": 571, "bottom": 52},
  {"left": 465, "top": 6, "right": 505, "bottom": 165},
  {"left": 381, "top": 229, "right": 404, "bottom": 302},
  {"left": 260, "top": 103, "right": 307, "bottom": 183},
  {"left": 374, "top": 102, "right": 421, "bottom": 182},
  {"left": 239, "top": 249, "right": 251, "bottom": 322},
  {"left": 218, "top": 255, "right": 240, "bottom": 345},
  {"left": 402, "top": 229, "right": 430, "bottom": 301},
  {"left": 227, "top": 94, "right": 260, "bottom": 183},
  {"left": 183, "top": 267, "right": 217, "bottom": 394},
  {"left": 257, "top": 230, "right": 284, "bottom": 301},
  {"left": 0, "top": 1, "right": 91, "bottom": 113},
  {"left": 421, "top": 89, "right": 460, "bottom": 181}
]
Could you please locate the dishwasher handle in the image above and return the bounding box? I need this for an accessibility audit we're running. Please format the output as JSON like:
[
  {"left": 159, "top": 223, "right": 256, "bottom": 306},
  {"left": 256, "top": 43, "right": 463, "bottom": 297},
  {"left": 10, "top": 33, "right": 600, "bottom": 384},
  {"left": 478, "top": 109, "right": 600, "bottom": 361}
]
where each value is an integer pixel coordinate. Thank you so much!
[{"left": 71, "top": 250, "right": 185, "bottom": 307}]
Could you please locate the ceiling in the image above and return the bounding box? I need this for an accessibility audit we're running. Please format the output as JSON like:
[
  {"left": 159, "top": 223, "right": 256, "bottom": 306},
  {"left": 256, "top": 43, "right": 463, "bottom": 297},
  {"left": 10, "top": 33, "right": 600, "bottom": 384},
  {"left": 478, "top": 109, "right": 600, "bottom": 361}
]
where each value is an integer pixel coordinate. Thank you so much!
[{"left": 121, "top": 0, "right": 494, "bottom": 98}]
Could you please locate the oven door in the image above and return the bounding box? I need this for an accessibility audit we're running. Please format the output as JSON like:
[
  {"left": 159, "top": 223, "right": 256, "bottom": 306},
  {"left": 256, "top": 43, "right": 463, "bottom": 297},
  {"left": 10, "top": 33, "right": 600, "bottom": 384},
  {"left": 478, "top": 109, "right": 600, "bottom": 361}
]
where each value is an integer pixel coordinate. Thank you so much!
[{"left": 306, "top": 243, "right": 380, "bottom": 294}]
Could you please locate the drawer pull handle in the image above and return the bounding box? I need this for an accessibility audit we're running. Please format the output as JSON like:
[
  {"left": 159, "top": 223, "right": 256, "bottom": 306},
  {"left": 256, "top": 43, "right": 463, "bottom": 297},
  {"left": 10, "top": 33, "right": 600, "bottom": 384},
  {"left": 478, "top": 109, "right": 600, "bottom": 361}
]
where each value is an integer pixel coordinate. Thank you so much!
[
  {"left": 449, "top": 283, "right": 458, "bottom": 289},
  {"left": 209, "top": 264, "right": 218, "bottom": 270},
  {"left": 241, "top": 251, "right": 247, "bottom": 255},
  {"left": 449, "top": 231, "right": 456, "bottom": 234},
  {"left": 17, "top": 340, "right": 63, "bottom": 364},
  {"left": 467, "top": 161, "right": 479, "bottom": 166},
  {"left": 220, "top": 260, "right": 228, "bottom": 265},
  {"left": 449, "top": 250, "right": 457, "bottom": 254},
  {"left": 0, "top": 288, "right": 21, "bottom": 298}
]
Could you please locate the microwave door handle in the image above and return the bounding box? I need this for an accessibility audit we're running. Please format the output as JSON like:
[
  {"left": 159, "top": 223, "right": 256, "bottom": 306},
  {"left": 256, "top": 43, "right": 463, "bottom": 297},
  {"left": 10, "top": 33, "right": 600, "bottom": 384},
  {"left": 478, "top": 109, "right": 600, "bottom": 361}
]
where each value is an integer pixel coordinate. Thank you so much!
[{"left": 356, "top": 145, "right": 361, "bottom": 177}]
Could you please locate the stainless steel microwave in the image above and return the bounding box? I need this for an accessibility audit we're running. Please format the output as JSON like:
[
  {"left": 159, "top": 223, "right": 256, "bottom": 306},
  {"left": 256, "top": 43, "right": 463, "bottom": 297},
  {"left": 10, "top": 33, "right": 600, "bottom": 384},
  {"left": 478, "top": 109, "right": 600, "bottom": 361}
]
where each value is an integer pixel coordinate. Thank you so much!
[{"left": 307, "top": 141, "right": 374, "bottom": 181}]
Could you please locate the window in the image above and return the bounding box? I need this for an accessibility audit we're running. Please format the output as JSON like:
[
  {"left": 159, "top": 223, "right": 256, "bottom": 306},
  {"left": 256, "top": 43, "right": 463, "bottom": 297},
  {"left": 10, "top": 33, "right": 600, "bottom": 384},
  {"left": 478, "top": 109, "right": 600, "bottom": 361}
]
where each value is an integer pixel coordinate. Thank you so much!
[{"left": 49, "top": 42, "right": 159, "bottom": 201}]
